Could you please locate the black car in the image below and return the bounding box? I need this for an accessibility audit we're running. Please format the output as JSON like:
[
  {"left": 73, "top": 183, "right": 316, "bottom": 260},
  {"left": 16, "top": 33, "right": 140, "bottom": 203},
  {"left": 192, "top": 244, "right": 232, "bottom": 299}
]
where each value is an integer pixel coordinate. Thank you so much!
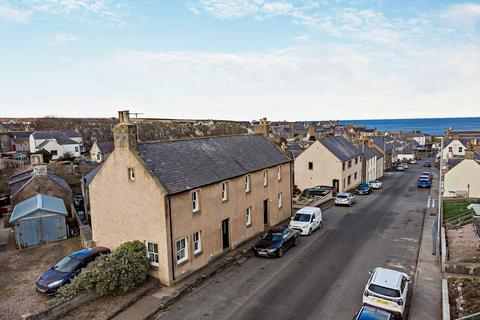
[
  {"left": 355, "top": 183, "right": 372, "bottom": 195},
  {"left": 253, "top": 227, "right": 298, "bottom": 258},
  {"left": 36, "top": 247, "right": 110, "bottom": 294},
  {"left": 302, "top": 185, "right": 334, "bottom": 197},
  {"left": 423, "top": 161, "right": 431, "bottom": 167}
]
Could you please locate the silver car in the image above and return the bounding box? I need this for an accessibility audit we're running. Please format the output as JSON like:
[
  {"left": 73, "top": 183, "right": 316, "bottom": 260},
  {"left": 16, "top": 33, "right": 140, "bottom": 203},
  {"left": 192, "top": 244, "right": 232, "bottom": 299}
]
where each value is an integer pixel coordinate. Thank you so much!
[{"left": 335, "top": 192, "right": 355, "bottom": 206}]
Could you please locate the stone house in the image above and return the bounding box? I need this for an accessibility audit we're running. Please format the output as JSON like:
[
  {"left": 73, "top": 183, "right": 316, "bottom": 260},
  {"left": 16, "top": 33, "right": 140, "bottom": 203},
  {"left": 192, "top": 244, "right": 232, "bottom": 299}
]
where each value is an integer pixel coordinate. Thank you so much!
[
  {"left": 294, "top": 135, "right": 362, "bottom": 192},
  {"left": 9, "top": 154, "right": 73, "bottom": 213},
  {"left": 371, "top": 136, "right": 394, "bottom": 170},
  {"left": 358, "top": 143, "right": 377, "bottom": 182},
  {"left": 90, "top": 141, "right": 114, "bottom": 163},
  {"left": 90, "top": 111, "right": 292, "bottom": 285}
]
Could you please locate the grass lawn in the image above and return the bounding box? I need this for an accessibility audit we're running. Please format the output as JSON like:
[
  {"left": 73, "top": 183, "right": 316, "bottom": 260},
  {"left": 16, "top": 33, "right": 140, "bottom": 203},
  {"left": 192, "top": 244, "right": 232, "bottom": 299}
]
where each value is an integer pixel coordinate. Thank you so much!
[{"left": 444, "top": 199, "right": 480, "bottom": 221}]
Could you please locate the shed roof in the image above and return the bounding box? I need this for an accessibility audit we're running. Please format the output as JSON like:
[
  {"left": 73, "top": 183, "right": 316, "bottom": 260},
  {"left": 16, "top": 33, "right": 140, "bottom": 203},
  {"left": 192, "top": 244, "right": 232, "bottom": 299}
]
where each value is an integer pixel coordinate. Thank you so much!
[
  {"left": 137, "top": 134, "right": 291, "bottom": 194},
  {"left": 318, "top": 136, "right": 361, "bottom": 161},
  {"left": 10, "top": 194, "right": 68, "bottom": 223}
]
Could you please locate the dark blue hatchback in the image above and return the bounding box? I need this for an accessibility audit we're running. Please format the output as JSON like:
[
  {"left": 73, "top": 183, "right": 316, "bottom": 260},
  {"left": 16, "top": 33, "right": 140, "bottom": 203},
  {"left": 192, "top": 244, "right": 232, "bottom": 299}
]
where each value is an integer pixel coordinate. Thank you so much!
[
  {"left": 36, "top": 247, "right": 110, "bottom": 294},
  {"left": 354, "top": 306, "right": 393, "bottom": 320}
]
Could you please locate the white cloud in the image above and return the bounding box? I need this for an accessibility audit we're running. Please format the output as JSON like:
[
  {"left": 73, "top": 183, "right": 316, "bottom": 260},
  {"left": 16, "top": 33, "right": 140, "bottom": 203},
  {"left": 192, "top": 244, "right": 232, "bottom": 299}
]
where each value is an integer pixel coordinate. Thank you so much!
[
  {"left": 441, "top": 3, "right": 480, "bottom": 28},
  {"left": 0, "top": 0, "right": 129, "bottom": 25},
  {"left": 50, "top": 33, "right": 78, "bottom": 45},
  {"left": 0, "top": 1, "right": 31, "bottom": 22}
]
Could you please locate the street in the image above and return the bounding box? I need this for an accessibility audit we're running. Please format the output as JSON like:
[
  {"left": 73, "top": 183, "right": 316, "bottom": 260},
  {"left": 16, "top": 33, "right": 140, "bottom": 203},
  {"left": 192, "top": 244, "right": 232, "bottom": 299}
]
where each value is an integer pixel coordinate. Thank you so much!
[{"left": 155, "top": 164, "right": 430, "bottom": 320}]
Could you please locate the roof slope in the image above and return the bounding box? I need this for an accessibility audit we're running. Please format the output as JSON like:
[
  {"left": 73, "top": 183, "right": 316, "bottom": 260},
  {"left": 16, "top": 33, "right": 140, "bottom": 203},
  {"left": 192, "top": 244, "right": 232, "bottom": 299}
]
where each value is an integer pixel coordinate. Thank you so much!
[
  {"left": 32, "top": 130, "right": 81, "bottom": 146},
  {"left": 359, "top": 143, "right": 376, "bottom": 160},
  {"left": 137, "top": 135, "right": 291, "bottom": 194},
  {"left": 318, "top": 136, "right": 361, "bottom": 161},
  {"left": 9, "top": 169, "right": 71, "bottom": 195},
  {"left": 10, "top": 194, "right": 68, "bottom": 223},
  {"left": 97, "top": 141, "right": 114, "bottom": 154}
]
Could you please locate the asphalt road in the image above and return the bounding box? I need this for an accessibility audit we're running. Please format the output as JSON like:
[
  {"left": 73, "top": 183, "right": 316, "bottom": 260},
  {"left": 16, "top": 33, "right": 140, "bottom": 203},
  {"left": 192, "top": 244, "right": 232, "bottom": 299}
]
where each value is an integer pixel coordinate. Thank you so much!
[{"left": 155, "top": 164, "right": 430, "bottom": 320}]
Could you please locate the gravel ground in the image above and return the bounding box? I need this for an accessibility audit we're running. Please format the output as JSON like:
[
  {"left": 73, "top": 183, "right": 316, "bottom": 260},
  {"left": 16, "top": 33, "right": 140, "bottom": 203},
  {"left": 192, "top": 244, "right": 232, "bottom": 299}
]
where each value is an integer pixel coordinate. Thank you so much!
[
  {"left": 62, "top": 279, "right": 157, "bottom": 320},
  {"left": 447, "top": 224, "right": 480, "bottom": 263},
  {"left": 0, "top": 235, "right": 81, "bottom": 320},
  {"left": 448, "top": 277, "right": 480, "bottom": 318}
]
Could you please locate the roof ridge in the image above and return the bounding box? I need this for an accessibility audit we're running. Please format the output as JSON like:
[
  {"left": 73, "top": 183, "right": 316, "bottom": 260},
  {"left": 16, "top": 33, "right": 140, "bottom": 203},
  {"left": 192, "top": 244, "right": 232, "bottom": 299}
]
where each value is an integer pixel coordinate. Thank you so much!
[{"left": 138, "top": 133, "right": 258, "bottom": 145}]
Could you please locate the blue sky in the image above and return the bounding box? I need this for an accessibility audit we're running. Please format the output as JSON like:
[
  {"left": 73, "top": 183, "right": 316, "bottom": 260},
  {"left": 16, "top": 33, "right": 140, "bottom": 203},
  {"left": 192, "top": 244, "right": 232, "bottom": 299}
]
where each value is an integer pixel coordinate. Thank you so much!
[{"left": 0, "top": 0, "right": 479, "bottom": 120}]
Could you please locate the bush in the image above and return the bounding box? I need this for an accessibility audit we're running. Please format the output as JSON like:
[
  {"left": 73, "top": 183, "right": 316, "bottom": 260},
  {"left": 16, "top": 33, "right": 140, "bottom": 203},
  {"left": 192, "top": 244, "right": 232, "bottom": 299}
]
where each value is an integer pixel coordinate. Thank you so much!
[{"left": 55, "top": 241, "right": 150, "bottom": 303}]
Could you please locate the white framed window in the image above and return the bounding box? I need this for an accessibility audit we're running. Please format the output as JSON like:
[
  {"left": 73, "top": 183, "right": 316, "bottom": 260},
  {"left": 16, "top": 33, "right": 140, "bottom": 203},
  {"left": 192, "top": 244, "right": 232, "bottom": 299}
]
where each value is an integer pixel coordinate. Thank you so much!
[
  {"left": 146, "top": 241, "right": 159, "bottom": 266},
  {"left": 277, "top": 165, "right": 282, "bottom": 181},
  {"left": 245, "top": 175, "right": 251, "bottom": 193},
  {"left": 192, "top": 190, "right": 200, "bottom": 213},
  {"left": 278, "top": 192, "right": 283, "bottom": 208},
  {"left": 263, "top": 170, "right": 268, "bottom": 186},
  {"left": 193, "top": 231, "right": 202, "bottom": 255},
  {"left": 246, "top": 207, "right": 252, "bottom": 226},
  {"left": 128, "top": 168, "right": 135, "bottom": 181},
  {"left": 75, "top": 146, "right": 79, "bottom": 153},
  {"left": 221, "top": 181, "right": 228, "bottom": 201},
  {"left": 176, "top": 238, "right": 188, "bottom": 264}
]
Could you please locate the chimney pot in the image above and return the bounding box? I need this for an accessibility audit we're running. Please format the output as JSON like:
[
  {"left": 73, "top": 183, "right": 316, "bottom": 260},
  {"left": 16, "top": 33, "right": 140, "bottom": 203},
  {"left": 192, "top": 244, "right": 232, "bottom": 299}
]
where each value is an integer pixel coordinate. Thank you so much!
[{"left": 118, "top": 110, "right": 130, "bottom": 124}]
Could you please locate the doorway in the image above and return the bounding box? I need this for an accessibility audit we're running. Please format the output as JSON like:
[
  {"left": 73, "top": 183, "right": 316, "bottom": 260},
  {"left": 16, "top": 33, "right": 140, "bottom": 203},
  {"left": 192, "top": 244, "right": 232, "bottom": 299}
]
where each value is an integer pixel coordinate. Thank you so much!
[
  {"left": 332, "top": 179, "right": 339, "bottom": 194},
  {"left": 263, "top": 199, "right": 269, "bottom": 225},
  {"left": 222, "top": 218, "right": 229, "bottom": 250}
]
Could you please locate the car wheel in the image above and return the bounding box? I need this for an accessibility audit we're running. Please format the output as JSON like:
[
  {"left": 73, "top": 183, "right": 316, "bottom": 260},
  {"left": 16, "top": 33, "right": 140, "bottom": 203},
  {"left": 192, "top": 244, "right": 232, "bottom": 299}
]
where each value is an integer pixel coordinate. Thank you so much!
[
  {"left": 319, "top": 221, "right": 323, "bottom": 229},
  {"left": 349, "top": 203, "right": 352, "bottom": 207},
  {"left": 293, "top": 237, "right": 298, "bottom": 246},
  {"left": 308, "top": 228, "right": 312, "bottom": 236},
  {"left": 278, "top": 248, "right": 284, "bottom": 257}
]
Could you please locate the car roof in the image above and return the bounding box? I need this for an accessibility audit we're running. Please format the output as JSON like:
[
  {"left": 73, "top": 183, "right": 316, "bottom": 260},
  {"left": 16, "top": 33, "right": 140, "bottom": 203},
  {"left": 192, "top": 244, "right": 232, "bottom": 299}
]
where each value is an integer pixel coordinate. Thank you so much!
[
  {"left": 297, "top": 207, "right": 319, "bottom": 214},
  {"left": 338, "top": 192, "right": 351, "bottom": 196},
  {"left": 357, "top": 306, "right": 392, "bottom": 320},
  {"left": 370, "top": 268, "right": 403, "bottom": 289},
  {"left": 70, "top": 247, "right": 110, "bottom": 260}
]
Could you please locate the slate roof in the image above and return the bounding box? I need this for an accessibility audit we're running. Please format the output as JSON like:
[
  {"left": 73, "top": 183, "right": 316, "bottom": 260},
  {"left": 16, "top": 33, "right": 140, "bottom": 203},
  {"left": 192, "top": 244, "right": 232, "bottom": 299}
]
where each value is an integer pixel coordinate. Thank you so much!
[
  {"left": 373, "top": 137, "right": 394, "bottom": 152},
  {"left": 32, "top": 130, "right": 81, "bottom": 146},
  {"left": 400, "top": 147, "right": 413, "bottom": 155},
  {"left": 358, "top": 143, "right": 377, "bottom": 160},
  {"left": 137, "top": 135, "right": 291, "bottom": 195},
  {"left": 10, "top": 131, "right": 32, "bottom": 139},
  {"left": 97, "top": 141, "right": 114, "bottom": 154},
  {"left": 84, "top": 164, "right": 103, "bottom": 186},
  {"left": 10, "top": 194, "right": 67, "bottom": 223},
  {"left": 9, "top": 169, "right": 71, "bottom": 195},
  {"left": 444, "top": 138, "right": 470, "bottom": 149},
  {"left": 318, "top": 136, "right": 361, "bottom": 161}
]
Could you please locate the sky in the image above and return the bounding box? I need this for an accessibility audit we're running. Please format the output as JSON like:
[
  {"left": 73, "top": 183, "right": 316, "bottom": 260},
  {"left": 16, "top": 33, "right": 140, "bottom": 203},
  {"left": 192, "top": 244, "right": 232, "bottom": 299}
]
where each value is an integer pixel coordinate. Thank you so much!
[{"left": 0, "top": 0, "right": 479, "bottom": 121}]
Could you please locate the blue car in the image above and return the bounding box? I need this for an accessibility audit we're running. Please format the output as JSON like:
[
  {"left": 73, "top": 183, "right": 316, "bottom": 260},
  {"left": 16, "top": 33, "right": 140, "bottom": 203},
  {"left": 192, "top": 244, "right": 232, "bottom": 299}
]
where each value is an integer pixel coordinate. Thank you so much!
[
  {"left": 356, "top": 183, "right": 373, "bottom": 195},
  {"left": 418, "top": 178, "right": 431, "bottom": 188},
  {"left": 354, "top": 306, "right": 393, "bottom": 320},
  {"left": 36, "top": 247, "right": 110, "bottom": 294},
  {"left": 253, "top": 227, "right": 298, "bottom": 258}
]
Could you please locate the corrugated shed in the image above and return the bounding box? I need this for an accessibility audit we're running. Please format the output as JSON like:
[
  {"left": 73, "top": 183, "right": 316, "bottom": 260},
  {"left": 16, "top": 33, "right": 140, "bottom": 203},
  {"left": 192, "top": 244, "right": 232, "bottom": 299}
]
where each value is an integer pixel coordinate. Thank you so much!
[{"left": 10, "top": 194, "right": 68, "bottom": 223}]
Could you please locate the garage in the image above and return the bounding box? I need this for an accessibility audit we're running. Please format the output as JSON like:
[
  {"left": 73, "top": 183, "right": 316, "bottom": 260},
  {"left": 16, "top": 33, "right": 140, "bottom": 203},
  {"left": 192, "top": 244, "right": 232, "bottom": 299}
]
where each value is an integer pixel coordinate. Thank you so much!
[{"left": 9, "top": 194, "right": 68, "bottom": 248}]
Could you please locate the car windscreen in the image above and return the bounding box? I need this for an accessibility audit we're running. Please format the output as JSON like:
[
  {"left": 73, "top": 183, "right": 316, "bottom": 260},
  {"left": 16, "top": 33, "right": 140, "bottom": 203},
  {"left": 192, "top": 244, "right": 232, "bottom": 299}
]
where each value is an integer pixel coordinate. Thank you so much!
[
  {"left": 359, "top": 184, "right": 369, "bottom": 188},
  {"left": 262, "top": 231, "right": 283, "bottom": 241},
  {"left": 293, "top": 213, "right": 312, "bottom": 222},
  {"left": 419, "top": 178, "right": 429, "bottom": 182},
  {"left": 52, "top": 256, "right": 82, "bottom": 273},
  {"left": 368, "top": 284, "right": 400, "bottom": 298},
  {"left": 337, "top": 195, "right": 348, "bottom": 199},
  {"left": 360, "top": 308, "right": 390, "bottom": 319}
]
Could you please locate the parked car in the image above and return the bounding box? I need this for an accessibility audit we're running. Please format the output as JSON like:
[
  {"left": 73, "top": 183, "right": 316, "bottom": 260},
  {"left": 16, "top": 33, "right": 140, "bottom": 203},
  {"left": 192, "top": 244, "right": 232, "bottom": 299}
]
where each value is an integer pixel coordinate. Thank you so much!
[
  {"left": 409, "top": 159, "right": 417, "bottom": 164},
  {"left": 417, "top": 178, "right": 431, "bottom": 188},
  {"left": 335, "top": 192, "right": 355, "bottom": 206},
  {"left": 353, "top": 306, "right": 393, "bottom": 320},
  {"left": 36, "top": 247, "right": 110, "bottom": 294},
  {"left": 289, "top": 207, "right": 322, "bottom": 236},
  {"left": 362, "top": 267, "right": 410, "bottom": 319},
  {"left": 253, "top": 227, "right": 298, "bottom": 258},
  {"left": 356, "top": 183, "right": 373, "bottom": 195},
  {"left": 421, "top": 171, "right": 433, "bottom": 181},
  {"left": 302, "top": 185, "right": 333, "bottom": 197},
  {"left": 423, "top": 161, "right": 431, "bottom": 167},
  {"left": 396, "top": 165, "right": 405, "bottom": 171},
  {"left": 369, "top": 180, "right": 383, "bottom": 189},
  {"left": 401, "top": 163, "right": 408, "bottom": 169},
  {"left": 415, "top": 156, "right": 422, "bottom": 160}
]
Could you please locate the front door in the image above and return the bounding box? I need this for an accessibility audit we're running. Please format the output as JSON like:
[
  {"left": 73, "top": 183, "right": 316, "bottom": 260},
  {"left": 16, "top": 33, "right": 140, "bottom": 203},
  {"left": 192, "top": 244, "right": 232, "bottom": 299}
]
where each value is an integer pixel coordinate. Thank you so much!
[
  {"left": 332, "top": 179, "right": 339, "bottom": 194},
  {"left": 263, "top": 199, "right": 269, "bottom": 225},
  {"left": 222, "top": 218, "right": 229, "bottom": 250}
]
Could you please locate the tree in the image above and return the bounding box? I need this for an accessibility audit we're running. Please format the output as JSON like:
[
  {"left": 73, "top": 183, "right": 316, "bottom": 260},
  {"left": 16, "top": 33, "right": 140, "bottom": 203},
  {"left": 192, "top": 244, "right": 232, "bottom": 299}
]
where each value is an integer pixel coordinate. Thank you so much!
[{"left": 32, "top": 149, "right": 52, "bottom": 163}]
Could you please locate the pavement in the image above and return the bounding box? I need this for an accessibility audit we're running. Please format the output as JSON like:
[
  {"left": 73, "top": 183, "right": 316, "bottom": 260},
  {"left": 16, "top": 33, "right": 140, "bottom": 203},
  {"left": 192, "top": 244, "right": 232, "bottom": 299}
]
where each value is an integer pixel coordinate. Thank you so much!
[
  {"left": 409, "top": 169, "right": 442, "bottom": 320},
  {"left": 114, "top": 163, "right": 438, "bottom": 320},
  {"left": 0, "top": 219, "right": 11, "bottom": 251}
]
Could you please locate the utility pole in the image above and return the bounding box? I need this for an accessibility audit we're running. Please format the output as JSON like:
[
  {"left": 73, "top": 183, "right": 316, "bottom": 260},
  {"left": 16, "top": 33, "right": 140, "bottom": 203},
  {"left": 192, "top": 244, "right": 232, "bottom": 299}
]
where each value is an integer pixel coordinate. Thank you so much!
[{"left": 437, "top": 137, "right": 444, "bottom": 261}]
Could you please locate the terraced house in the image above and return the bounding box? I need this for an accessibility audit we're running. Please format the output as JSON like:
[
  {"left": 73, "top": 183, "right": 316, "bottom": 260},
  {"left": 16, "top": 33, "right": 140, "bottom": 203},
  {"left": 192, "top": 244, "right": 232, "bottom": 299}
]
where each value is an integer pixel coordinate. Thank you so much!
[{"left": 90, "top": 111, "right": 292, "bottom": 285}]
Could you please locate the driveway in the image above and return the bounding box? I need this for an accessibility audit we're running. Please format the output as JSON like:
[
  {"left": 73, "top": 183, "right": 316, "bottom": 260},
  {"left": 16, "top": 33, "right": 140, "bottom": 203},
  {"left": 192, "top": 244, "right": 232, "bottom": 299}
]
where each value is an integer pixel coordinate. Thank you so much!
[{"left": 155, "top": 164, "right": 429, "bottom": 320}]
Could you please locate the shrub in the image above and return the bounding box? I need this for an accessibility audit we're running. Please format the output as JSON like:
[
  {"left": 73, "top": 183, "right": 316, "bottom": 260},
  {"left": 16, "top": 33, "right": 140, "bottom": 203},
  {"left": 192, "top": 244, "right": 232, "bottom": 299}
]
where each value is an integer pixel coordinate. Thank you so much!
[{"left": 55, "top": 240, "right": 150, "bottom": 303}]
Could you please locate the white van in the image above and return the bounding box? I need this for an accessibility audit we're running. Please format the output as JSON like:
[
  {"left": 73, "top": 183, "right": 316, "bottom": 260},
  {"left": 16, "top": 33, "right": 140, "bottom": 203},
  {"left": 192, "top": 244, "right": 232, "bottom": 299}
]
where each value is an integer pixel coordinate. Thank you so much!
[{"left": 289, "top": 207, "right": 322, "bottom": 236}]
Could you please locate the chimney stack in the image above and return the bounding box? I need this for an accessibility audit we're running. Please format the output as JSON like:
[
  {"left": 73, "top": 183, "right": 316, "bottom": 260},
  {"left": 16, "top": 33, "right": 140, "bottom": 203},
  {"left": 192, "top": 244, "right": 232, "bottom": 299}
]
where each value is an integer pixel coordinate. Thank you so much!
[
  {"left": 30, "top": 154, "right": 47, "bottom": 176},
  {"left": 113, "top": 110, "right": 138, "bottom": 151},
  {"left": 30, "top": 153, "right": 43, "bottom": 166},
  {"left": 465, "top": 143, "right": 475, "bottom": 160}
]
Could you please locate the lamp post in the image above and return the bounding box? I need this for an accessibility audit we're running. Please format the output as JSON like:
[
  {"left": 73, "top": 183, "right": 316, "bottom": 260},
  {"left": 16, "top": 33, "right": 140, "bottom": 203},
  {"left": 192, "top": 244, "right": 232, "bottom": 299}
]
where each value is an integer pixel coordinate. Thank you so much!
[{"left": 437, "top": 137, "right": 444, "bottom": 261}]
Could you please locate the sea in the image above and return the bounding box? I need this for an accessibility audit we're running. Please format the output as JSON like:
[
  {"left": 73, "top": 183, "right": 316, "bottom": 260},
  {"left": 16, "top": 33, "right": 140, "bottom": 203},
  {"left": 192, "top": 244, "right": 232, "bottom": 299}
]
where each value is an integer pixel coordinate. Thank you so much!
[{"left": 340, "top": 117, "right": 480, "bottom": 136}]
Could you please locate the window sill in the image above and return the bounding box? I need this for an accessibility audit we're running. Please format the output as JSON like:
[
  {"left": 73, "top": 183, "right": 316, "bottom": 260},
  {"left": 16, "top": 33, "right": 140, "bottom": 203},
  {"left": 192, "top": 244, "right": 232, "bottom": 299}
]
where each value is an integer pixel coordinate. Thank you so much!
[
  {"left": 176, "top": 258, "right": 189, "bottom": 267},
  {"left": 194, "top": 251, "right": 203, "bottom": 257},
  {"left": 149, "top": 263, "right": 159, "bottom": 268},
  {"left": 246, "top": 223, "right": 252, "bottom": 228}
]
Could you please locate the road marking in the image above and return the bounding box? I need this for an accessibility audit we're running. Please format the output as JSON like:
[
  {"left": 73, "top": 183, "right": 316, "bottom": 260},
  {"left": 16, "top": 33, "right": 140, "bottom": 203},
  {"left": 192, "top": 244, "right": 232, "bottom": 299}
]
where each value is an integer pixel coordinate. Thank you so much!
[{"left": 427, "top": 196, "right": 431, "bottom": 208}]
